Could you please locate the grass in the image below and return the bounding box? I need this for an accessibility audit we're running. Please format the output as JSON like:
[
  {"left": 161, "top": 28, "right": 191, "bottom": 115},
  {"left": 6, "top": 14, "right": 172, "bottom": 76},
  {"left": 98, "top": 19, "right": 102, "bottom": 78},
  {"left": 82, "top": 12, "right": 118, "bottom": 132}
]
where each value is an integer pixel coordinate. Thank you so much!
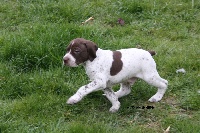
[{"left": 0, "top": 0, "right": 200, "bottom": 132}]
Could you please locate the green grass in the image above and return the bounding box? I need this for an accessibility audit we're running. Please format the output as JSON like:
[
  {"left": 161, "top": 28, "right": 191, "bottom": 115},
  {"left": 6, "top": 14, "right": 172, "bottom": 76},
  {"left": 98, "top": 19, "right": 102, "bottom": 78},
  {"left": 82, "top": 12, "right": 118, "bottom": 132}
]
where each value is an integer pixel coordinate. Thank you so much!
[{"left": 0, "top": 0, "right": 200, "bottom": 132}]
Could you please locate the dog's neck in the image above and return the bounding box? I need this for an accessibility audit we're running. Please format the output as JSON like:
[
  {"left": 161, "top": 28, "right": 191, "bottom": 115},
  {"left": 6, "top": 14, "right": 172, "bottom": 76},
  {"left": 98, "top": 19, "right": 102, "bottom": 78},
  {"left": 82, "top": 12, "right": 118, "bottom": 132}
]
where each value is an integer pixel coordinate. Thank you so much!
[{"left": 83, "top": 48, "right": 102, "bottom": 66}]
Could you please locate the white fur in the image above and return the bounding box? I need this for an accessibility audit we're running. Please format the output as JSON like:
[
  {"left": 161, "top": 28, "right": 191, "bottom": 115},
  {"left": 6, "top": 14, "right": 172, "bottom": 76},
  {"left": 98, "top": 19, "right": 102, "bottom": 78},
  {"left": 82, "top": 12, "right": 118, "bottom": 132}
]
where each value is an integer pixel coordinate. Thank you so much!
[
  {"left": 65, "top": 48, "right": 168, "bottom": 112},
  {"left": 63, "top": 50, "right": 77, "bottom": 67}
]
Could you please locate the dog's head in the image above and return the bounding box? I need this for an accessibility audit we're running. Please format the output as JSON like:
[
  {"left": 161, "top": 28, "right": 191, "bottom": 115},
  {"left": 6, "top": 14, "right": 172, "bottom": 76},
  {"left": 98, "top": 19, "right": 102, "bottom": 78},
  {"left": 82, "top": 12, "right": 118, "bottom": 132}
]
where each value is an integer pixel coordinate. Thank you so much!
[{"left": 63, "top": 38, "right": 98, "bottom": 67}]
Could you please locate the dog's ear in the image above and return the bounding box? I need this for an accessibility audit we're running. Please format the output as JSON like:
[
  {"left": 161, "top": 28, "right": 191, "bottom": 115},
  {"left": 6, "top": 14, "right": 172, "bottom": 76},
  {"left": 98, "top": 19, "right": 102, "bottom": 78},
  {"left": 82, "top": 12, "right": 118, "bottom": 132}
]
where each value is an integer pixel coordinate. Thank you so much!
[{"left": 84, "top": 40, "right": 98, "bottom": 61}]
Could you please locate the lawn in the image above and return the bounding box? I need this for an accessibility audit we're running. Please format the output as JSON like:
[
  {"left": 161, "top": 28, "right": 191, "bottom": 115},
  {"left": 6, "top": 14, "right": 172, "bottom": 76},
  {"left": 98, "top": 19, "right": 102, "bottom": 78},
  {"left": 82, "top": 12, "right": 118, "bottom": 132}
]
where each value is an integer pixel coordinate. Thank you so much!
[{"left": 0, "top": 0, "right": 200, "bottom": 132}]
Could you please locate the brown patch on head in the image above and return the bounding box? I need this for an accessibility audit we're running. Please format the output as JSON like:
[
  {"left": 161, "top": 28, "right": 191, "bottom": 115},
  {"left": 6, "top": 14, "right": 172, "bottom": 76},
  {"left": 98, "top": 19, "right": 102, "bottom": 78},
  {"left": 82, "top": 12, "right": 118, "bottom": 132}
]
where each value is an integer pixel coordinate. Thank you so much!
[
  {"left": 67, "top": 38, "right": 98, "bottom": 65},
  {"left": 110, "top": 51, "right": 123, "bottom": 76}
]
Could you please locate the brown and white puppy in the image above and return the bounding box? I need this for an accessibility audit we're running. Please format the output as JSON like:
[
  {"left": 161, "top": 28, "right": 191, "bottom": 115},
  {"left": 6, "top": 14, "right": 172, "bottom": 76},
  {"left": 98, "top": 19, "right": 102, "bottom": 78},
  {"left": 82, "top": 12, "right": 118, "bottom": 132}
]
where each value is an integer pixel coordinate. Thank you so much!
[{"left": 63, "top": 38, "right": 168, "bottom": 112}]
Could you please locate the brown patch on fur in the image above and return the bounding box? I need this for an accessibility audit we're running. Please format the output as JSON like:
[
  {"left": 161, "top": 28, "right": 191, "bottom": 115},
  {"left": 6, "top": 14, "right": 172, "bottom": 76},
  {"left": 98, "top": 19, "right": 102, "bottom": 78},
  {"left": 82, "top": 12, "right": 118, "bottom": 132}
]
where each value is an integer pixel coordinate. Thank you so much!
[
  {"left": 110, "top": 51, "right": 123, "bottom": 76},
  {"left": 148, "top": 50, "right": 156, "bottom": 56}
]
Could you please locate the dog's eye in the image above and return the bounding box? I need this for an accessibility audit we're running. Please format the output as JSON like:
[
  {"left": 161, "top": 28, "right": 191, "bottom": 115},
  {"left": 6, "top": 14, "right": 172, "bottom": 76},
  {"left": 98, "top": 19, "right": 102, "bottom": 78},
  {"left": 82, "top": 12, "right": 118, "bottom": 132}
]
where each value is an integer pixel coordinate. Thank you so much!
[
  {"left": 72, "top": 47, "right": 81, "bottom": 54},
  {"left": 74, "top": 49, "right": 80, "bottom": 54}
]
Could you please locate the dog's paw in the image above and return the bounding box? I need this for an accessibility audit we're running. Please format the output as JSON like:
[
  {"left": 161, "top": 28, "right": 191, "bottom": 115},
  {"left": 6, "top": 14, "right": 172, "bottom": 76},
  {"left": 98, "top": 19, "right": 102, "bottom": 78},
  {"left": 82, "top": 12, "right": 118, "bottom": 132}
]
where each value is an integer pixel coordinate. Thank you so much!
[
  {"left": 67, "top": 95, "right": 81, "bottom": 104},
  {"left": 109, "top": 101, "right": 120, "bottom": 113},
  {"left": 109, "top": 107, "right": 119, "bottom": 113},
  {"left": 148, "top": 94, "right": 162, "bottom": 102}
]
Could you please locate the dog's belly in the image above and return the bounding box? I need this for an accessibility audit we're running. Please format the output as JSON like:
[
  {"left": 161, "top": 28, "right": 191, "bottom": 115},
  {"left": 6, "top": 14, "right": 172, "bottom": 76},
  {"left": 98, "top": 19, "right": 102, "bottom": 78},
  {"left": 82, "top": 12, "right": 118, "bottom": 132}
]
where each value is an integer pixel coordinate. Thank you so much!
[{"left": 107, "top": 70, "right": 138, "bottom": 86}]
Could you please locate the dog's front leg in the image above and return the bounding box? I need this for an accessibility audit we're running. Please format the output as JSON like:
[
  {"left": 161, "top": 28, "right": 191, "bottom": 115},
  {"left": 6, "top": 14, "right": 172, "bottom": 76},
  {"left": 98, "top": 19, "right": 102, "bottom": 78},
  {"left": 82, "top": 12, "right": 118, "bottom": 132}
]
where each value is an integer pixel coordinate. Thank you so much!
[
  {"left": 103, "top": 88, "right": 120, "bottom": 113},
  {"left": 67, "top": 79, "right": 106, "bottom": 104}
]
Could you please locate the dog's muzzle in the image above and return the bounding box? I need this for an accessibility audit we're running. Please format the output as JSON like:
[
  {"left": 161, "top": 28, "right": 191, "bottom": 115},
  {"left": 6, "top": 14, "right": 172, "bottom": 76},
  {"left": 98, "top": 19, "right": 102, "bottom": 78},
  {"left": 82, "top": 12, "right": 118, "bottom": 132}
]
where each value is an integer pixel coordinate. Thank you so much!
[{"left": 63, "top": 54, "right": 78, "bottom": 67}]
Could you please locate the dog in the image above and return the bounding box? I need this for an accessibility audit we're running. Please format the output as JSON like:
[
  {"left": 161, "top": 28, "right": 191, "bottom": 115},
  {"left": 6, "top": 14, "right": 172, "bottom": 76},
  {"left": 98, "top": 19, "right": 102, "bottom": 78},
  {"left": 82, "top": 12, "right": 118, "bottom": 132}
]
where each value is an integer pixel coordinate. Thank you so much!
[{"left": 63, "top": 38, "right": 168, "bottom": 112}]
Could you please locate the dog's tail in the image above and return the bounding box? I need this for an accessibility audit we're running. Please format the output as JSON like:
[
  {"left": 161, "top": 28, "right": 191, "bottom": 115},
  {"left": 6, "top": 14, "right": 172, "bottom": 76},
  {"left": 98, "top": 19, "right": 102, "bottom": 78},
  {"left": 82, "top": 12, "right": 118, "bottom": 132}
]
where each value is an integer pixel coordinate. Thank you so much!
[{"left": 148, "top": 50, "right": 156, "bottom": 56}]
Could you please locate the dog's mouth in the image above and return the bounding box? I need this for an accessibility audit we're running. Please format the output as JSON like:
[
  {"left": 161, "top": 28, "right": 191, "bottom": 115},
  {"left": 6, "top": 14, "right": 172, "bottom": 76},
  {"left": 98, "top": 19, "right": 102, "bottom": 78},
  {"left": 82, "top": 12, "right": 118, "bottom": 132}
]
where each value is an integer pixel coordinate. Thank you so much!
[{"left": 63, "top": 60, "right": 78, "bottom": 67}]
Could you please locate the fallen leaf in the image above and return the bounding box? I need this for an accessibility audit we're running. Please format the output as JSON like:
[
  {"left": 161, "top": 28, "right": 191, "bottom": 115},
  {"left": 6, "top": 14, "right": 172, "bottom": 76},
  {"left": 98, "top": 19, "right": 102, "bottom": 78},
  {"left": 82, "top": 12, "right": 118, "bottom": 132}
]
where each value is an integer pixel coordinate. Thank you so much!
[
  {"left": 176, "top": 68, "right": 186, "bottom": 74},
  {"left": 118, "top": 18, "right": 125, "bottom": 26},
  {"left": 82, "top": 17, "right": 94, "bottom": 25}
]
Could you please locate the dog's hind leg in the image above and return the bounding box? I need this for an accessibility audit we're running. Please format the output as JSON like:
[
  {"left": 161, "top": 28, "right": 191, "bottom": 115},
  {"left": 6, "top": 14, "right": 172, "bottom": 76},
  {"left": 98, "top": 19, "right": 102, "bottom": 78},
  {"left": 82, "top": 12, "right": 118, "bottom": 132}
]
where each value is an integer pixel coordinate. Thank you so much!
[
  {"left": 103, "top": 88, "right": 120, "bottom": 113},
  {"left": 142, "top": 72, "right": 168, "bottom": 102},
  {"left": 115, "top": 77, "right": 137, "bottom": 98}
]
